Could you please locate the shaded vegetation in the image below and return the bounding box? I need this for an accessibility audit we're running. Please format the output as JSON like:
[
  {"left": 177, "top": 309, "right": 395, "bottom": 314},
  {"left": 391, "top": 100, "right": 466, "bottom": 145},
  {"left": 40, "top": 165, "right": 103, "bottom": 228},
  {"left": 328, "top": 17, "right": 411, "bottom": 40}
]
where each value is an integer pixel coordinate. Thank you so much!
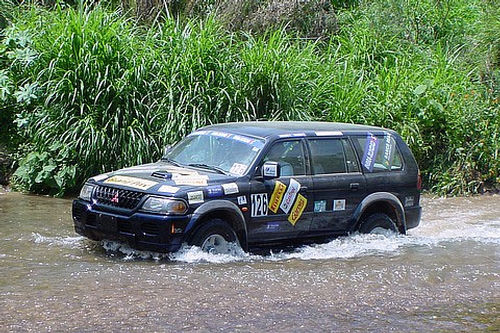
[{"left": 0, "top": 0, "right": 498, "bottom": 196}]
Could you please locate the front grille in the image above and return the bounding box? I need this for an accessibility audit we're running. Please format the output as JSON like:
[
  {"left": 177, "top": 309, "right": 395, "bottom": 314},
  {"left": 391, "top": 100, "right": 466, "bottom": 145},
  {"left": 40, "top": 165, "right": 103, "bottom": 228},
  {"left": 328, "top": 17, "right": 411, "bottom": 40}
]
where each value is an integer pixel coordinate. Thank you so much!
[{"left": 94, "top": 185, "right": 145, "bottom": 209}]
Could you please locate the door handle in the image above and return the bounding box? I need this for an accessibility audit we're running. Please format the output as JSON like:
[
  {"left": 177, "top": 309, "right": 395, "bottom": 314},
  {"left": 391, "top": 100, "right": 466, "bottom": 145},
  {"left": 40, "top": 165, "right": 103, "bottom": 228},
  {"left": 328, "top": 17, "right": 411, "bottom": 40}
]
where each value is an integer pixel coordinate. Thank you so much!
[
  {"left": 300, "top": 186, "right": 308, "bottom": 192},
  {"left": 349, "top": 183, "right": 359, "bottom": 191}
]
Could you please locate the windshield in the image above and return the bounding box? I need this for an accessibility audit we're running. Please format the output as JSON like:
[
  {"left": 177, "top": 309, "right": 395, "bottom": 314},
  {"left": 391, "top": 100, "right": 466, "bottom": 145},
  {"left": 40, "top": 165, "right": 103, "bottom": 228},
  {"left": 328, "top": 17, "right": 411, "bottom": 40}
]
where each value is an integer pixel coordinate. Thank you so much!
[{"left": 163, "top": 131, "right": 265, "bottom": 176}]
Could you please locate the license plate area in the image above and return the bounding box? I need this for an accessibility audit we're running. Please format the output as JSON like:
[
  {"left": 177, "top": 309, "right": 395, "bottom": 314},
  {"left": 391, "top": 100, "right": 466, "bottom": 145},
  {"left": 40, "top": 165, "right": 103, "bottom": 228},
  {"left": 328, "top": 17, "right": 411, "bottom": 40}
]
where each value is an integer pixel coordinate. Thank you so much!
[{"left": 97, "top": 214, "right": 117, "bottom": 233}]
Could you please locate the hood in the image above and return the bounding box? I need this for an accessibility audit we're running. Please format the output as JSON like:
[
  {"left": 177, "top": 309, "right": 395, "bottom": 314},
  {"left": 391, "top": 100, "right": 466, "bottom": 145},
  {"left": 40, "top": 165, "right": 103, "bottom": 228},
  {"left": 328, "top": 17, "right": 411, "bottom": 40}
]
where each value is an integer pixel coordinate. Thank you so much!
[{"left": 89, "top": 162, "right": 239, "bottom": 195}]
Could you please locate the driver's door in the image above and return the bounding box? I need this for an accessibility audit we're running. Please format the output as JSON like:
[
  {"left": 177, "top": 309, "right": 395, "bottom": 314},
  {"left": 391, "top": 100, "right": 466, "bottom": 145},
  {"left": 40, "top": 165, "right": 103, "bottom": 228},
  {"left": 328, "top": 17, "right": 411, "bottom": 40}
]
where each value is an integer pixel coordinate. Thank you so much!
[{"left": 248, "top": 139, "right": 313, "bottom": 243}]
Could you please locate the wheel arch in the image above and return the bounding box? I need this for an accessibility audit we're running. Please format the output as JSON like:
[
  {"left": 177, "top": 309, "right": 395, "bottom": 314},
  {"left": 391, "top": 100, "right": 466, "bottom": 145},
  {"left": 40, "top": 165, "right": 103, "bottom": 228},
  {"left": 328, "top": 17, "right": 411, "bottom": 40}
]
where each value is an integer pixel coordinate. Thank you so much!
[
  {"left": 186, "top": 200, "right": 248, "bottom": 250},
  {"left": 353, "top": 192, "right": 407, "bottom": 234}
]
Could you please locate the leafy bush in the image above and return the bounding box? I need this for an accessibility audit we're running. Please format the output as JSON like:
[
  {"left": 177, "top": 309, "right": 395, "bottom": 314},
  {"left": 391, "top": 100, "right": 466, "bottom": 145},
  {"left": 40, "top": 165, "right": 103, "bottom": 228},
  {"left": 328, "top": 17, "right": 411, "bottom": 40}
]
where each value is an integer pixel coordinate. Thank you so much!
[{"left": 1, "top": 0, "right": 498, "bottom": 196}]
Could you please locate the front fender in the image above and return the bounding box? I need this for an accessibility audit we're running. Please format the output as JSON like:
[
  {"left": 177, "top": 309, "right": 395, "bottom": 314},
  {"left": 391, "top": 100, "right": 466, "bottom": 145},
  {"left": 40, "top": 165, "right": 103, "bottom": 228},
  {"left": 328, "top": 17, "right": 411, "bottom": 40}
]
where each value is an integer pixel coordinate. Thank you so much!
[
  {"left": 353, "top": 192, "right": 407, "bottom": 233},
  {"left": 185, "top": 200, "right": 248, "bottom": 248}
]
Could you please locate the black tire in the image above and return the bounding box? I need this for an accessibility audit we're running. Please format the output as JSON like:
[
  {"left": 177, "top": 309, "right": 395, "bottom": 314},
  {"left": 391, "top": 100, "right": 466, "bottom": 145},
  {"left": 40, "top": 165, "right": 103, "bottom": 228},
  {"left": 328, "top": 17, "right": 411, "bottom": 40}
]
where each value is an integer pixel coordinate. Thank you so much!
[
  {"left": 189, "top": 219, "right": 238, "bottom": 253},
  {"left": 358, "top": 213, "right": 398, "bottom": 234}
]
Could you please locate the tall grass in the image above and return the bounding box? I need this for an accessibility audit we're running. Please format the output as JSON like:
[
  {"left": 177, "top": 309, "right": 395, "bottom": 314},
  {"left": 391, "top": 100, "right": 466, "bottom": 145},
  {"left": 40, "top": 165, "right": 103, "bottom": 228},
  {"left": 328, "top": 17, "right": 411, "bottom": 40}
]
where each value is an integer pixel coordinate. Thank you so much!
[{"left": 0, "top": 0, "right": 498, "bottom": 195}]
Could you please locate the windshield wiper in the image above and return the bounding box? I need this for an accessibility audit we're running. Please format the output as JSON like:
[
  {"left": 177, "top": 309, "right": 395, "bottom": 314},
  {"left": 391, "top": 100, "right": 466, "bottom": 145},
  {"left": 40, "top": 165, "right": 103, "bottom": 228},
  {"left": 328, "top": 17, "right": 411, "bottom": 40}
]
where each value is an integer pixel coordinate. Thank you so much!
[
  {"left": 161, "top": 157, "right": 182, "bottom": 167},
  {"left": 187, "top": 163, "right": 227, "bottom": 175}
]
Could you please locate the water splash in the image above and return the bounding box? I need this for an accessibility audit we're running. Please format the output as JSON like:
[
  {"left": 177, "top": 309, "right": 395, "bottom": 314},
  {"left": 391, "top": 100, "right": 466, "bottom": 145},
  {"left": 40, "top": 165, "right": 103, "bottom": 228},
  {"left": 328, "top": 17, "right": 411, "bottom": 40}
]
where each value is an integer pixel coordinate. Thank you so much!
[{"left": 32, "top": 233, "right": 84, "bottom": 248}]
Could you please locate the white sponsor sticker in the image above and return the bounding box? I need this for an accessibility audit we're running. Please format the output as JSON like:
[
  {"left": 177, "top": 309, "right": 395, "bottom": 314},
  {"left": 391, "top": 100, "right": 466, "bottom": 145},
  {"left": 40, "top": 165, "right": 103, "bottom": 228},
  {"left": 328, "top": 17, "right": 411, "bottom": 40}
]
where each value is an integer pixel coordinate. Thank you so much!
[
  {"left": 229, "top": 163, "right": 247, "bottom": 175},
  {"left": 315, "top": 131, "right": 343, "bottom": 136},
  {"left": 333, "top": 199, "right": 346, "bottom": 211},
  {"left": 280, "top": 178, "right": 301, "bottom": 214},
  {"left": 222, "top": 183, "right": 239, "bottom": 195},
  {"left": 263, "top": 163, "right": 278, "bottom": 177},
  {"left": 237, "top": 195, "right": 247, "bottom": 205},
  {"left": 187, "top": 191, "right": 204, "bottom": 204},
  {"left": 158, "top": 185, "right": 180, "bottom": 193},
  {"left": 172, "top": 174, "right": 208, "bottom": 186},
  {"left": 251, "top": 193, "right": 268, "bottom": 217},
  {"left": 92, "top": 173, "right": 109, "bottom": 182}
]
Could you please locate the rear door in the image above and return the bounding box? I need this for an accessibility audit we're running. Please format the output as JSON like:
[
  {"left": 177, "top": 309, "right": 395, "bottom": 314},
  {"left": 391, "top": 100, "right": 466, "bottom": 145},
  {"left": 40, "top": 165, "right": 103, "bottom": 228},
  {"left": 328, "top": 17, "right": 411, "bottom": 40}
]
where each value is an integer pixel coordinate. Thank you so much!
[
  {"left": 308, "top": 137, "right": 366, "bottom": 233},
  {"left": 248, "top": 139, "right": 313, "bottom": 242}
]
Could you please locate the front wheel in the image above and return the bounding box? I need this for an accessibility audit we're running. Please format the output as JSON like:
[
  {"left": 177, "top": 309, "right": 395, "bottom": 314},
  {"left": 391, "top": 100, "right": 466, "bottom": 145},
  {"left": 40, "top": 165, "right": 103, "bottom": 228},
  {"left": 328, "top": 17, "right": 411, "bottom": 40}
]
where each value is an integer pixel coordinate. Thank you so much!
[
  {"left": 189, "top": 219, "right": 239, "bottom": 254},
  {"left": 358, "top": 213, "right": 398, "bottom": 234}
]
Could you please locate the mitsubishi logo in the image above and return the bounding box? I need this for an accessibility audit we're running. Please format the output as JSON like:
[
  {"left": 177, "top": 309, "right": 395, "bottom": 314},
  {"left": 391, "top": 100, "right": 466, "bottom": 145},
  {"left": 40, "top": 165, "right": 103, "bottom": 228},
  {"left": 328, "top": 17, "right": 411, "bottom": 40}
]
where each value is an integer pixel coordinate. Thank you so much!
[{"left": 111, "top": 192, "right": 119, "bottom": 204}]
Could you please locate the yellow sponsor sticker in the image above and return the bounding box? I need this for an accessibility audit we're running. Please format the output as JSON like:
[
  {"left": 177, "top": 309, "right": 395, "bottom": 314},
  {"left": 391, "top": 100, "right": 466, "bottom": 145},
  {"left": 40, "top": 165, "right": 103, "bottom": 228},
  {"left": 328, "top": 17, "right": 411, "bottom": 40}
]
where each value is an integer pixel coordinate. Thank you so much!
[
  {"left": 288, "top": 194, "right": 307, "bottom": 226},
  {"left": 269, "top": 181, "right": 287, "bottom": 213},
  {"left": 103, "top": 175, "right": 158, "bottom": 190}
]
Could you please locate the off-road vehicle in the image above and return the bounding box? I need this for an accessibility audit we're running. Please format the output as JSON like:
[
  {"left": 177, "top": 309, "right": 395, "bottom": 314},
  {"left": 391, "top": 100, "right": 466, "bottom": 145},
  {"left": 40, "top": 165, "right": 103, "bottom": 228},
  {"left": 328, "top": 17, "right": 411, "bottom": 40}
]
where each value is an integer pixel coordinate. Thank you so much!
[{"left": 73, "top": 121, "right": 422, "bottom": 253}]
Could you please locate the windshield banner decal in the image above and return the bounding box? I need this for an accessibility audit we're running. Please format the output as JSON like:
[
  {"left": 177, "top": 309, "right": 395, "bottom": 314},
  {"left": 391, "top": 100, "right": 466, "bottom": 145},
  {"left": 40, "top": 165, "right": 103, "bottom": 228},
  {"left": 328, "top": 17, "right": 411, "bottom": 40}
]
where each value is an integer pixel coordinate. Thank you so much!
[
  {"left": 189, "top": 130, "right": 265, "bottom": 149},
  {"left": 361, "top": 133, "right": 379, "bottom": 172}
]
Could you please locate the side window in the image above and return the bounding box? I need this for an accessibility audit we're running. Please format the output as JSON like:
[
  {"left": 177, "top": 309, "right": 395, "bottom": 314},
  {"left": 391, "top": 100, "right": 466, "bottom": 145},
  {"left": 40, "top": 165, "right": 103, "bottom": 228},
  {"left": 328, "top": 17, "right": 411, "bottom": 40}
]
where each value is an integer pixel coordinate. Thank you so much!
[
  {"left": 355, "top": 133, "right": 403, "bottom": 173},
  {"left": 342, "top": 139, "right": 360, "bottom": 172},
  {"left": 262, "top": 140, "right": 306, "bottom": 176},
  {"left": 309, "top": 139, "right": 346, "bottom": 174}
]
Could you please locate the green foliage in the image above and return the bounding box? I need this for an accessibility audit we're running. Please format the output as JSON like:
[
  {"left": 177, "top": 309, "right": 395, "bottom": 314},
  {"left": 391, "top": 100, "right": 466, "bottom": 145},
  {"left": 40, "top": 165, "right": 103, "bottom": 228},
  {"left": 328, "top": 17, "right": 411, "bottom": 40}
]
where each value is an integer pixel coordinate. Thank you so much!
[
  {"left": 12, "top": 143, "right": 77, "bottom": 196},
  {"left": 1, "top": 0, "right": 498, "bottom": 196}
]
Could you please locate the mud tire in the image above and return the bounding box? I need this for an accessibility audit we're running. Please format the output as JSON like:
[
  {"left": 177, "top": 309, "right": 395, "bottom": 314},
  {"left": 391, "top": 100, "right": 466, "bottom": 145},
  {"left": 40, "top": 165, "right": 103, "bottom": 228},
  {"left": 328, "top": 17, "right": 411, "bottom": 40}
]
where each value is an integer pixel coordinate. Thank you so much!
[
  {"left": 359, "top": 213, "right": 398, "bottom": 234},
  {"left": 189, "top": 219, "right": 238, "bottom": 253}
]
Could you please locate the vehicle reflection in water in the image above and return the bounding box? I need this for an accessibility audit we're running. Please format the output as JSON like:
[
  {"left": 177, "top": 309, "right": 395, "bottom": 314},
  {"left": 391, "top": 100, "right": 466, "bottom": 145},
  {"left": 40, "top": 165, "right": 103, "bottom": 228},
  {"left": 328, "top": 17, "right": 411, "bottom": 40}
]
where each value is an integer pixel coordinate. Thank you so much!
[{"left": 0, "top": 191, "right": 499, "bottom": 331}]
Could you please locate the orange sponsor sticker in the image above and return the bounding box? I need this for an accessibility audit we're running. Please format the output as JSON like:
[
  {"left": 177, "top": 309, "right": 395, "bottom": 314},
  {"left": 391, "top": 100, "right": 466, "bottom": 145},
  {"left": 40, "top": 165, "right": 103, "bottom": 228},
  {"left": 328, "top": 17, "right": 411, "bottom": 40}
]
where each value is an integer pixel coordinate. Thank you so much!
[
  {"left": 269, "top": 181, "right": 287, "bottom": 213},
  {"left": 288, "top": 194, "right": 307, "bottom": 226}
]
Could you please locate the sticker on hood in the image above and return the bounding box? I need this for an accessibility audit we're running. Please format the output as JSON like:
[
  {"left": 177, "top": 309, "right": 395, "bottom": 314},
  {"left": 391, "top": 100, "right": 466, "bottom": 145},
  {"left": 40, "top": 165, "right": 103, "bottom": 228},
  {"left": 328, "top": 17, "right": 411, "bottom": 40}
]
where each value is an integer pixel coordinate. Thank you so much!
[
  {"left": 158, "top": 185, "right": 180, "bottom": 193},
  {"left": 172, "top": 174, "right": 208, "bottom": 186},
  {"left": 103, "top": 176, "right": 158, "bottom": 190}
]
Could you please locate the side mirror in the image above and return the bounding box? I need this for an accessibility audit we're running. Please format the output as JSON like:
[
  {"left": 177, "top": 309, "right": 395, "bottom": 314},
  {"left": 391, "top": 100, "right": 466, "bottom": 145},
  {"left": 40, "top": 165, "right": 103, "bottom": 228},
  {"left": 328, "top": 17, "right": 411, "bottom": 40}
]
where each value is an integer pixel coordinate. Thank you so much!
[
  {"left": 262, "top": 161, "right": 280, "bottom": 179},
  {"left": 163, "top": 144, "right": 172, "bottom": 156}
]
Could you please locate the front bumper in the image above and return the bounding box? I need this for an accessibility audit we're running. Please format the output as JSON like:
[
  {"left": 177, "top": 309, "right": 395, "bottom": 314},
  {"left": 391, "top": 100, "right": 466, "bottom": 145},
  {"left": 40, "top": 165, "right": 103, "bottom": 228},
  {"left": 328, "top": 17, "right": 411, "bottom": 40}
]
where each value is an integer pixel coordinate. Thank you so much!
[{"left": 72, "top": 199, "right": 190, "bottom": 252}]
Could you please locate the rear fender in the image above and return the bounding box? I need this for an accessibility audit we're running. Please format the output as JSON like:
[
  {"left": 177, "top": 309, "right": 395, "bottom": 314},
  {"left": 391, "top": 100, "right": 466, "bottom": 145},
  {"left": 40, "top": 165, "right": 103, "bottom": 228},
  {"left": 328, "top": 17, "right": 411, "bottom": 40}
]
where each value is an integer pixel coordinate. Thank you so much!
[{"left": 353, "top": 192, "right": 407, "bottom": 234}]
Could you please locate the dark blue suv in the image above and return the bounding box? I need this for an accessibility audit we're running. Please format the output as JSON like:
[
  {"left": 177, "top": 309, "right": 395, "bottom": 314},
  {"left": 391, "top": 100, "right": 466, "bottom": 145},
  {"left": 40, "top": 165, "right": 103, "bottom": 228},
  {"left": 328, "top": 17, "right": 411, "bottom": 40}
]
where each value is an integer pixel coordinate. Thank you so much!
[{"left": 72, "top": 122, "right": 422, "bottom": 253}]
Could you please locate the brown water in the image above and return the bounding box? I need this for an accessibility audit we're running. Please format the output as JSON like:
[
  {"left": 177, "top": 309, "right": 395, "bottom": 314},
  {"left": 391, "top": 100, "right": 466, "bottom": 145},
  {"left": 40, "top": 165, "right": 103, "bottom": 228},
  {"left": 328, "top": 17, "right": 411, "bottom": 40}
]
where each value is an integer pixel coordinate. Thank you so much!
[{"left": 0, "top": 190, "right": 499, "bottom": 332}]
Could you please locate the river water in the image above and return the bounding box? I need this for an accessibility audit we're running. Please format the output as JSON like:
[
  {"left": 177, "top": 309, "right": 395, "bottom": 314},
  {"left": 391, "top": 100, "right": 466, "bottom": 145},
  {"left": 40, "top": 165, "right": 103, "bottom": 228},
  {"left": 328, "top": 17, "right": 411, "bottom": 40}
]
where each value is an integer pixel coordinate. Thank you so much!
[{"left": 0, "top": 190, "right": 498, "bottom": 332}]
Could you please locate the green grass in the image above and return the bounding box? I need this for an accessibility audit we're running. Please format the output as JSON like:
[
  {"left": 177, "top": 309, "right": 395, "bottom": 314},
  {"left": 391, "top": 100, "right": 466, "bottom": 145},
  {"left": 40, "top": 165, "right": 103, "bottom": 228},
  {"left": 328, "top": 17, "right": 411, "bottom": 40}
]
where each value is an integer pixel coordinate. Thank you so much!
[{"left": 0, "top": 0, "right": 498, "bottom": 196}]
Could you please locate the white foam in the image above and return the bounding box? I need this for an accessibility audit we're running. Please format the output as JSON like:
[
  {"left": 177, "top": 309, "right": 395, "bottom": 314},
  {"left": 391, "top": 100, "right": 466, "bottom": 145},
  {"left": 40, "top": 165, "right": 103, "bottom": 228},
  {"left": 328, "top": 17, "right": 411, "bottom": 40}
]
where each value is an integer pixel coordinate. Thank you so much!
[
  {"left": 95, "top": 216, "right": 500, "bottom": 264},
  {"left": 31, "top": 233, "right": 84, "bottom": 248}
]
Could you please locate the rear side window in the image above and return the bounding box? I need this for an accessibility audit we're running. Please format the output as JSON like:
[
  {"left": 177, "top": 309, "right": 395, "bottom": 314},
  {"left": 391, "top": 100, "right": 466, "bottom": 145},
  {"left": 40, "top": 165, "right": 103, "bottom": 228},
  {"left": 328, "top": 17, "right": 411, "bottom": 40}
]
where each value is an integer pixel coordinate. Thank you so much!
[
  {"left": 308, "top": 138, "right": 360, "bottom": 174},
  {"left": 354, "top": 133, "right": 403, "bottom": 173}
]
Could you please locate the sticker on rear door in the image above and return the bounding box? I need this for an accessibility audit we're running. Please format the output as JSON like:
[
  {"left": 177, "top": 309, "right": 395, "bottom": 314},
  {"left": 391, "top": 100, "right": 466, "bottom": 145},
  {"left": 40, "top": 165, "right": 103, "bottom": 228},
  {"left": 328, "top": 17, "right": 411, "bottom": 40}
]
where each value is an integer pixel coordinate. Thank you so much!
[
  {"left": 333, "top": 199, "right": 346, "bottom": 211},
  {"left": 251, "top": 193, "right": 268, "bottom": 217}
]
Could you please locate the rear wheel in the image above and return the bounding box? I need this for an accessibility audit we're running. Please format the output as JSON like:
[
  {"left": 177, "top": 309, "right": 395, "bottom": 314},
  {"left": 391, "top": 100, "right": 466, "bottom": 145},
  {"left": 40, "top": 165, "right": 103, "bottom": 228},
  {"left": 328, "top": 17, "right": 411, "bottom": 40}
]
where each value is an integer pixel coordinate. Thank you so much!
[
  {"left": 359, "top": 213, "right": 398, "bottom": 234},
  {"left": 189, "top": 219, "right": 238, "bottom": 254}
]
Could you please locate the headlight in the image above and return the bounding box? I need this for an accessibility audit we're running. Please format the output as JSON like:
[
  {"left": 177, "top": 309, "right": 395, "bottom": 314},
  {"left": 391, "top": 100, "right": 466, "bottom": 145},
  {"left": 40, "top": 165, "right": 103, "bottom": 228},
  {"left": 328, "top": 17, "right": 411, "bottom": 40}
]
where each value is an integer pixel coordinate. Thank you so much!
[
  {"left": 141, "top": 197, "right": 188, "bottom": 215},
  {"left": 79, "top": 184, "right": 95, "bottom": 201}
]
